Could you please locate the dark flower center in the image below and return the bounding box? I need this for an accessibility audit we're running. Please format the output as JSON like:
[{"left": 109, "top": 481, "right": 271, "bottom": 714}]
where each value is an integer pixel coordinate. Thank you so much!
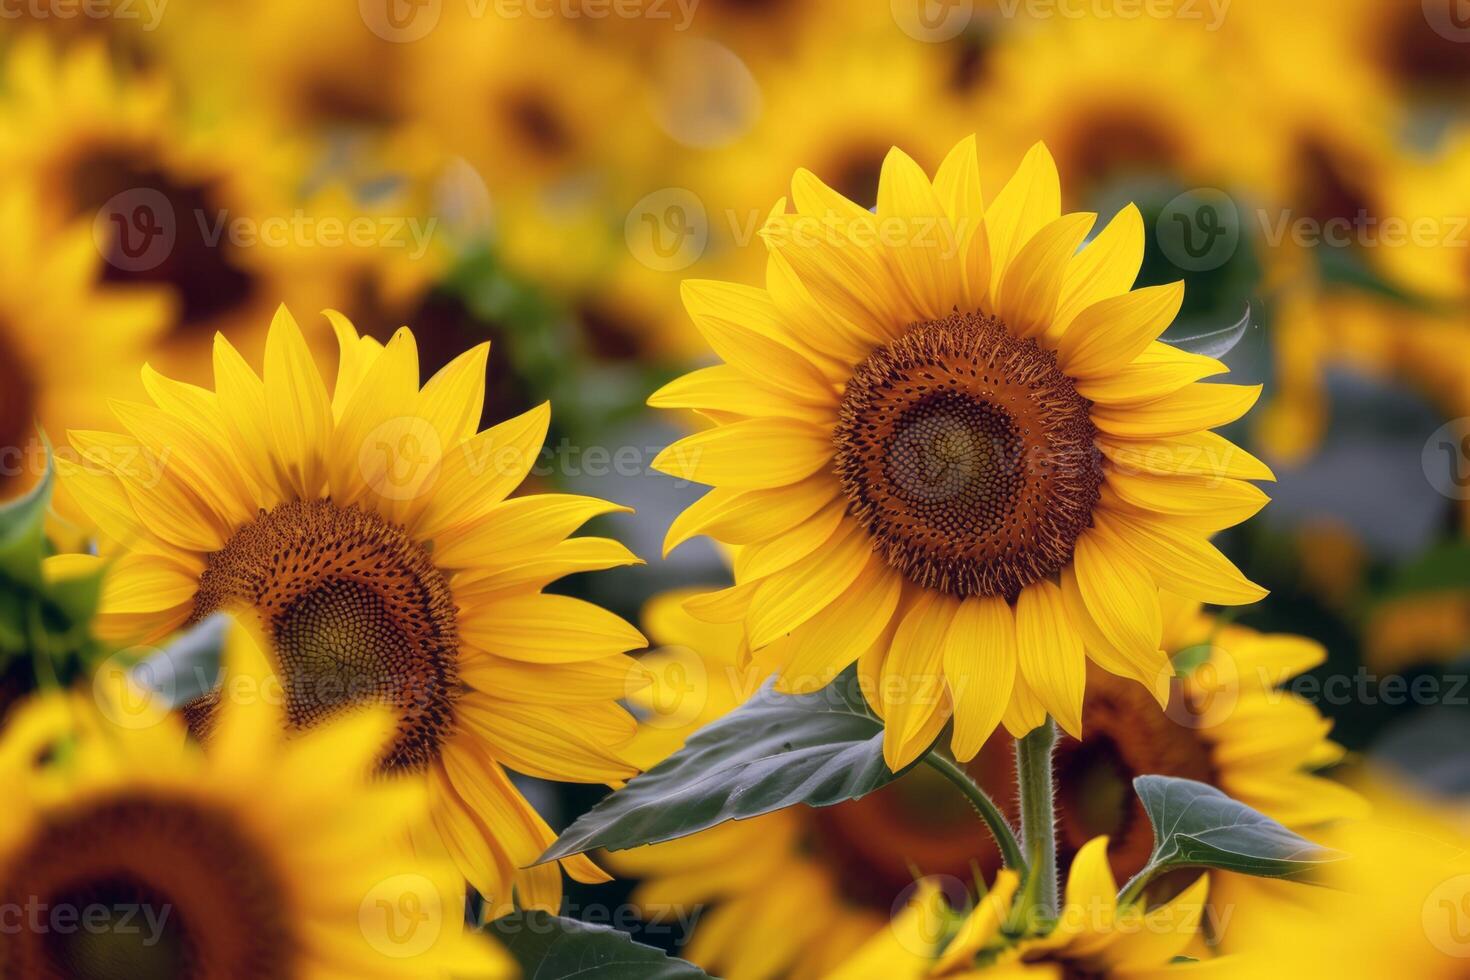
[
  {"left": 189, "top": 499, "right": 460, "bottom": 774},
  {"left": 833, "top": 312, "right": 1103, "bottom": 600}
]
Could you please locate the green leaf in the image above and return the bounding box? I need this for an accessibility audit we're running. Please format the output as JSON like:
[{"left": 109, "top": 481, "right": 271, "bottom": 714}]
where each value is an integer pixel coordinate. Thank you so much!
[
  {"left": 541, "top": 670, "right": 918, "bottom": 861},
  {"left": 0, "top": 451, "right": 53, "bottom": 585},
  {"left": 486, "top": 911, "right": 713, "bottom": 980},
  {"left": 1128, "top": 776, "right": 1340, "bottom": 893}
]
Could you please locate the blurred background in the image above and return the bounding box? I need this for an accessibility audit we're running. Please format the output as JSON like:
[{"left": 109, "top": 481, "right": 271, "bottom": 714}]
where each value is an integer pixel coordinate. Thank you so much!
[{"left": 3, "top": 0, "right": 1470, "bottom": 948}]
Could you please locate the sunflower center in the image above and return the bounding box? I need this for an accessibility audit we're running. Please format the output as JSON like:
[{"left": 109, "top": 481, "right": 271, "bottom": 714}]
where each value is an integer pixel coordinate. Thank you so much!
[
  {"left": 833, "top": 312, "right": 1103, "bottom": 600},
  {"left": 65, "top": 148, "right": 256, "bottom": 336},
  {"left": 1065, "top": 110, "right": 1179, "bottom": 194},
  {"left": 805, "top": 738, "right": 1017, "bottom": 912},
  {"left": 502, "top": 90, "right": 574, "bottom": 158},
  {"left": 1053, "top": 667, "right": 1217, "bottom": 881},
  {"left": 190, "top": 499, "right": 460, "bottom": 774},
  {"left": 0, "top": 794, "right": 294, "bottom": 980}
]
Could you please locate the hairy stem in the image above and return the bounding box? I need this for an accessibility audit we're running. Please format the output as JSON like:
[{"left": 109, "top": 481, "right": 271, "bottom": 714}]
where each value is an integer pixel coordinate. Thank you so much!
[
  {"left": 1015, "top": 719, "right": 1059, "bottom": 918},
  {"left": 923, "top": 751, "right": 1027, "bottom": 873}
]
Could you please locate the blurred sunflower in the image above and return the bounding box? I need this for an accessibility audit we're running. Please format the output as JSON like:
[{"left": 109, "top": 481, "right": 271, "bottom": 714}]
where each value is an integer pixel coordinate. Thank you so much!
[
  {"left": 408, "top": 14, "right": 649, "bottom": 195},
  {"left": 0, "top": 630, "right": 510, "bottom": 979},
  {"left": 1230, "top": 780, "right": 1470, "bottom": 979},
  {"left": 0, "top": 191, "right": 165, "bottom": 499},
  {"left": 0, "top": 38, "right": 343, "bottom": 381},
  {"left": 699, "top": 34, "right": 966, "bottom": 216},
  {"left": 973, "top": 14, "right": 1248, "bottom": 207},
  {"left": 1328, "top": 0, "right": 1470, "bottom": 106},
  {"left": 57, "top": 306, "right": 648, "bottom": 912},
  {"left": 828, "top": 840, "right": 1216, "bottom": 978},
  {"left": 652, "top": 135, "right": 1271, "bottom": 769},
  {"left": 609, "top": 589, "right": 1017, "bottom": 980}
]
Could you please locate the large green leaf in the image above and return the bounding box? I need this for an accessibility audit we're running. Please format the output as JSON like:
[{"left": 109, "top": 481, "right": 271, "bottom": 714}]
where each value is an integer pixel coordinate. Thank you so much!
[
  {"left": 486, "top": 911, "right": 713, "bottom": 980},
  {"left": 542, "top": 671, "right": 918, "bottom": 860},
  {"left": 1130, "top": 776, "right": 1341, "bottom": 888}
]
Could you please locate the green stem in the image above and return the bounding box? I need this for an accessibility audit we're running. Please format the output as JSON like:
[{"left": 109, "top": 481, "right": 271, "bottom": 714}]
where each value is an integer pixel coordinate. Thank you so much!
[
  {"left": 1015, "top": 719, "right": 1059, "bottom": 918},
  {"left": 923, "top": 751, "right": 1027, "bottom": 873}
]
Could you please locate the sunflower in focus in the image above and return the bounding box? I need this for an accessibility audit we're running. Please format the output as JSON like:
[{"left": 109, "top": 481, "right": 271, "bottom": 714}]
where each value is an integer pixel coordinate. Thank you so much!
[
  {"left": 827, "top": 840, "right": 1217, "bottom": 978},
  {"left": 0, "top": 629, "right": 510, "bottom": 979},
  {"left": 0, "top": 190, "right": 165, "bottom": 500},
  {"left": 652, "top": 135, "right": 1271, "bottom": 770},
  {"left": 58, "top": 305, "right": 648, "bottom": 912},
  {"left": 0, "top": 37, "right": 341, "bottom": 381}
]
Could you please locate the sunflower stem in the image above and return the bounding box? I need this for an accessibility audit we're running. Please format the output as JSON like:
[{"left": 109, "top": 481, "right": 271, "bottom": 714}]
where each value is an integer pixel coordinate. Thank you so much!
[
  {"left": 1015, "top": 719, "right": 1059, "bottom": 920},
  {"left": 923, "top": 751, "right": 1027, "bottom": 873}
]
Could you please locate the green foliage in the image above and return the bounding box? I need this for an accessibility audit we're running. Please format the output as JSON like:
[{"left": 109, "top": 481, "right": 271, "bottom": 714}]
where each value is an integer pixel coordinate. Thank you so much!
[{"left": 486, "top": 911, "right": 713, "bottom": 979}]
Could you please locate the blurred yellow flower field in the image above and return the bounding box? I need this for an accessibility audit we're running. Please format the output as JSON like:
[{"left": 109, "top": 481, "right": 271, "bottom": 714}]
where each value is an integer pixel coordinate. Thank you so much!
[{"left": 1, "top": 3, "right": 1469, "bottom": 978}]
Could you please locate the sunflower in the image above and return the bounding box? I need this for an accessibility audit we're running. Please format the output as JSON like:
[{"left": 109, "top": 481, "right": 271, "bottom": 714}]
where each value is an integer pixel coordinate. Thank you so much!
[
  {"left": 406, "top": 13, "right": 651, "bottom": 197},
  {"left": 0, "top": 189, "right": 165, "bottom": 500},
  {"left": 972, "top": 14, "right": 1250, "bottom": 208},
  {"left": 1227, "top": 780, "right": 1470, "bottom": 979},
  {"left": 0, "top": 37, "right": 344, "bottom": 382},
  {"left": 611, "top": 586, "right": 1357, "bottom": 974},
  {"left": 57, "top": 305, "right": 648, "bottom": 913},
  {"left": 0, "top": 626, "right": 510, "bottom": 979},
  {"left": 1323, "top": 0, "right": 1470, "bottom": 107},
  {"left": 651, "top": 134, "right": 1271, "bottom": 770},
  {"left": 827, "top": 840, "right": 1218, "bottom": 978}
]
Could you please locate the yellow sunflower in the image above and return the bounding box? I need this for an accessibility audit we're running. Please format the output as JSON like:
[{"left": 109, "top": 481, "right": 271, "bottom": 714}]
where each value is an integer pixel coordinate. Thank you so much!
[
  {"left": 0, "top": 627, "right": 510, "bottom": 979},
  {"left": 57, "top": 305, "right": 648, "bottom": 913},
  {"left": 651, "top": 134, "right": 1271, "bottom": 770},
  {"left": 1227, "top": 779, "right": 1470, "bottom": 980},
  {"left": 0, "top": 189, "right": 165, "bottom": 500},
  {"left": 610, "top": 587, "right": 1358, "bottom": 975},
  {"left": 973, "top": 14, "right": 1250, "bottom": 207},
  {"left": 827, "top": 841, "right": 1218, "bottom": 978},
  {"left": 0, "top": 37, "right": 343, "bottom": 382}
]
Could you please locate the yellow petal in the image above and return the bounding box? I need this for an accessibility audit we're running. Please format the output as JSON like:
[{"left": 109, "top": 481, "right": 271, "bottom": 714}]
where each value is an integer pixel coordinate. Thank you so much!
[
  {"left": 1014, "top": 580, "right": 1086, "bottom": 738},
  {"left": 460, "top": 594, "right": 646, "bottom": 663},
  {"left": 746, "top": 520, "right": 872, "bottom": 648},
  {"left": 1099, "top": 431, "right": 1275, "bottom": 483},
  {"left": 412, "top": 402, "right": 551, "bottom": 539},
  {"left": 997, "top": 212, "right": 1096, "bottom": 338},
  {"left": 985, "top": 142, "right": 1061, "bottom": 303},
  {"left": 944, "top": 596, "right": 1017, "bottom": 761},
  {"left": 1103, "top": 471, "right": 1270, "bottom": 531},
  {"left": 1052, "top": 203, "right": 1145, "bottom": 337},
  {"left": 881, "top": 593, "right": 958, "bottom": 771},
  {"left": 1097, "top": 509, "right": 1267, "bottom": 605},
  {"left": 663, "top": 474, "right": 840, "bottom": 556},
  {"left": 877, "top": 146, "right": 963, "bottom": 319},
  {"left": 768, "top": 559, "right": 903, "bottom": 695},
  {"left": 652, "top": 418, "right": 833, "bottom": 490},
  {"left": 263, "top": 305, "right": 333, "bottom": 499},
  {"left": 1092, "top": 383, "right": 1262, "bottom": 440},
  {"left": 1058, "top": 282, "right": 1186, "bottom": 378}
]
